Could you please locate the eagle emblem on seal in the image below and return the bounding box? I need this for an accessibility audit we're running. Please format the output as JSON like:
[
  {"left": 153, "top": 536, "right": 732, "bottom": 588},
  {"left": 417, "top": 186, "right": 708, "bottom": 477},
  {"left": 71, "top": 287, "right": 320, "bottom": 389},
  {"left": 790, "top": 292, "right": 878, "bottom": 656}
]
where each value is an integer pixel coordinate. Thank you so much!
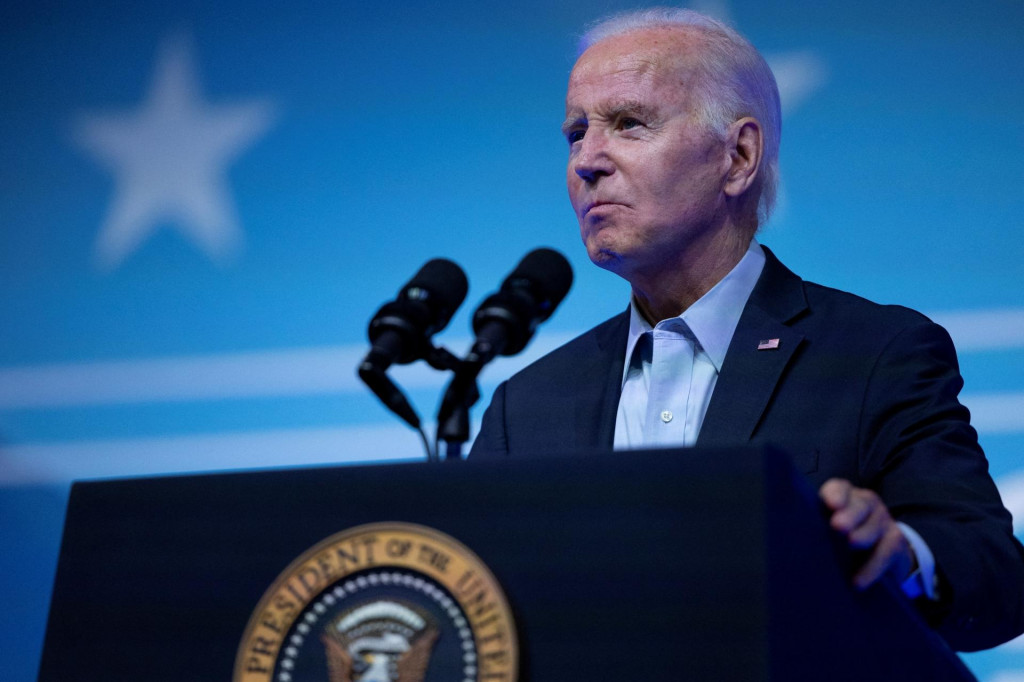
[{"left": 321, "top": 600, "right": 440, "bottom": 682}]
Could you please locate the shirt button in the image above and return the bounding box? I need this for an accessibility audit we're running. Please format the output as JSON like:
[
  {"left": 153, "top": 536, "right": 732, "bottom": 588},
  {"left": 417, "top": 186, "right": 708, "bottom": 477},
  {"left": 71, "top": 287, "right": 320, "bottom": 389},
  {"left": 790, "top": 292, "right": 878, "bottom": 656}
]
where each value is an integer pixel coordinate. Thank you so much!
[{"left": 661, "top": 410, "right": 673, "bottom": 423}]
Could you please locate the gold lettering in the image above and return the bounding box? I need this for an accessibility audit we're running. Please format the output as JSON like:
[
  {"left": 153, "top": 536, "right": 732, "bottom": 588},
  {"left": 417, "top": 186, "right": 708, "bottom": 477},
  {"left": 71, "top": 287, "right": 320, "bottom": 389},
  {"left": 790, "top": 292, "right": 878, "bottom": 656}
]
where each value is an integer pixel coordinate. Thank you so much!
[
  {"left": 361, "top": 535, "right": 379, "bottom": 564},
  {"left": 296, "top": 566, "right": 322, "bottom": 597},
  {"left": 250, "top": 635, "right": 277, "bottom": 657},
  {"left": 471, "top": 600, "right": 496, "bottom": 620},
  {"left": 479, "top": 647, "right": 510, "bottom": 673},
  {"left": 475, "top": 614, "right": 501, "bottom": 632},
  {"left": 333, "top": 536, "right": 379, "bottom": 571},
  {"left": 386, "top": 538, "right": 412, "bottom": 558},
  {"left": 285, "top": 582, "right": 306, "bottom": 605},
  {"left": 245, "top": 657, "right": 271, "bottom": 674},
  {"left": 260, "top": 611, "right": 284, "bottom": 634},
  {"left": 479, "top": 648, "right": 510, "bottom": 679},
  {"left": 417, "top": 543, "right": 450, "bottom": 572},
  {"left": 272, "top": 595, "right": 297, "bottom": 620},
  {"left": 455, "top": 569, "right": 477, "bottom": 593},
  {"left": 316, "top": 551, "right": 336, "bottom": 582},
  {"left": 461, "top": 585, "right": 498, "bottom": 621},
  {"left": 334, "top": 544, "right": 360, "bottom": 571}
]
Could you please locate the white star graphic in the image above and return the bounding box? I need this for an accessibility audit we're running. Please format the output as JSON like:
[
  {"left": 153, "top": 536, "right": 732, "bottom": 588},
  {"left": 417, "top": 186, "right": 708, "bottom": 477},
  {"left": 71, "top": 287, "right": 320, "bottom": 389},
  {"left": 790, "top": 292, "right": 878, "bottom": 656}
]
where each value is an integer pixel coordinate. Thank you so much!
[{"left": 74, "top": 33, "right": 276, "bottom": 270}]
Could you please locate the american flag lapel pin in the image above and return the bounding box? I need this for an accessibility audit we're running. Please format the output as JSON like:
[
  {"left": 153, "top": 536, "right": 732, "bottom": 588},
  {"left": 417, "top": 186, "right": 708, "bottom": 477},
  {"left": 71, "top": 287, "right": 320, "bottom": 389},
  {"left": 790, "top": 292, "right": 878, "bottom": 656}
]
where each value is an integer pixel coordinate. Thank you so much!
[{"left": 757, "top": 338, "right": 780, "bottom": 351}]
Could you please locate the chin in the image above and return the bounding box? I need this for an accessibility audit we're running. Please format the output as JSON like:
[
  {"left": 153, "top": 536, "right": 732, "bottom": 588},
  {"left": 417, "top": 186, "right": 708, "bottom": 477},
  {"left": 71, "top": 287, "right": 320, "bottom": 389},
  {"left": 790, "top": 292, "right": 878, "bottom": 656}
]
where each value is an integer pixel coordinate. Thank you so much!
[{"left": 588, "top": 246, "right": 625, "bottom": 272}]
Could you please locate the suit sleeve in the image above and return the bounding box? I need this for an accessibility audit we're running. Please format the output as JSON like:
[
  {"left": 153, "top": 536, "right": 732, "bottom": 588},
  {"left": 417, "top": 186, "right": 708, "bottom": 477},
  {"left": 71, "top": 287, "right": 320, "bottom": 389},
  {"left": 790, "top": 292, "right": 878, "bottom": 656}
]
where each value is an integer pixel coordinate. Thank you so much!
[
  {"left": 469, "top": 380, "right": 510, "bottom": 459},
  {"left": 859, "top": 320, "right": 1024, "bottom": 651}
]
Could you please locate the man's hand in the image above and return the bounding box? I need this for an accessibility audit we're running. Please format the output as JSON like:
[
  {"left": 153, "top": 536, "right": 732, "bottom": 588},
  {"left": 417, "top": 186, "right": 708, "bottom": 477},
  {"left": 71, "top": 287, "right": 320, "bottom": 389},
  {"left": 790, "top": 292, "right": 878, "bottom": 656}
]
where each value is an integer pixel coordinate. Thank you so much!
[{"left": 819, "top": 478, "right": 916, "bottom": 589}]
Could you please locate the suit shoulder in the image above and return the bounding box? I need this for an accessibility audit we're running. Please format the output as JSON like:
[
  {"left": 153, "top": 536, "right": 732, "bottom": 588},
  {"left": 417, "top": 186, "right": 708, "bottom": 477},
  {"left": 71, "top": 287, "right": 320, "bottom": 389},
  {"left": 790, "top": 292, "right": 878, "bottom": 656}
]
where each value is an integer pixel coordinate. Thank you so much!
[
  {"left": 800, "top": 279, "right": 936, "bottom": 333},
  {"left": 503, "top": 312, "right": 627, "bottom": 388},
  {"left": 782, "top": 277, "right": 963, "bottom": 365},
  {"left": 758, "top": 248, "right": 939, "bottom": 341}
]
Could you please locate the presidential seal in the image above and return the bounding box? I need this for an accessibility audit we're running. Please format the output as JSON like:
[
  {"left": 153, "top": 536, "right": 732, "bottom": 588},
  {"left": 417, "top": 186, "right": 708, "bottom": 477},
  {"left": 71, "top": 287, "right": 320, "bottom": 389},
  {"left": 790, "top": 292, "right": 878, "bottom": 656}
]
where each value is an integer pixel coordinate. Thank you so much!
[{"left": 234, "top": 523, "right": 518, "bottom": 682}]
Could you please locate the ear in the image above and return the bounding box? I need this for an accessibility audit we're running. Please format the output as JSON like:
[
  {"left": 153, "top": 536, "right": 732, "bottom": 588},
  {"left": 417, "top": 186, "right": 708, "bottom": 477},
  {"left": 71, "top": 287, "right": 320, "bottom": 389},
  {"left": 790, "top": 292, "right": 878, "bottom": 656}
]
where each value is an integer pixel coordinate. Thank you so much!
[{"left": 722, "top": 117, "right": 763, "bottom": 199}]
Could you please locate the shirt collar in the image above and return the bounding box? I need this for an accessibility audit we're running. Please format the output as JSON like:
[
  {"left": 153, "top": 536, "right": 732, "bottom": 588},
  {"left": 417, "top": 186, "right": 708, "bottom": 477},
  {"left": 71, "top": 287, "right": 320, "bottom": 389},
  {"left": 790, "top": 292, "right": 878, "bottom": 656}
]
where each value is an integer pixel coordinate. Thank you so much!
[{"left": 621, "top": 239, "right": 766, "bottom": 384}]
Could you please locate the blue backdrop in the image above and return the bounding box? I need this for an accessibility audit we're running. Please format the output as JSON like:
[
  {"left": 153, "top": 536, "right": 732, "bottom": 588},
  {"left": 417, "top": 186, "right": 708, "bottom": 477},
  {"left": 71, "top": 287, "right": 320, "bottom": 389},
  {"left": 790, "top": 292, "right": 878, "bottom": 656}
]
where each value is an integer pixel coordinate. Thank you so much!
[{"left": 2, "top": 0, "right": 1022, "bottom": 678}]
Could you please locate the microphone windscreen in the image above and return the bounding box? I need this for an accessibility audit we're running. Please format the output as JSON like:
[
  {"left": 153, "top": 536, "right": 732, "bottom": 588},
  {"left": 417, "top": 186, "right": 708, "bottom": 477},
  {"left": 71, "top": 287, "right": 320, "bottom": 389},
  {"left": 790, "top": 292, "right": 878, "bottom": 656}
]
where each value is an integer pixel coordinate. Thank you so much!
[
  {"left": 502, "top": 248, "right": 574, "bottom": 322},
  {"left": 405, "top": 258, "right": 469, "bottom": 329}
]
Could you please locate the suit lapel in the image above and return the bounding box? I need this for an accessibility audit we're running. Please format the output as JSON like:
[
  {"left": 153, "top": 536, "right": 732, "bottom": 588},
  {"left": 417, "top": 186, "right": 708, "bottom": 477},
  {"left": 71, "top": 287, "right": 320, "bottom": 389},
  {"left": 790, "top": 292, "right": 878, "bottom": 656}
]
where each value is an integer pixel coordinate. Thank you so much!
[
  {"left": 697, "top": 248, "right": 808, "bottom": 447},
  {"left": 572, "top": 311, "right": 628, "bottom": 450}
]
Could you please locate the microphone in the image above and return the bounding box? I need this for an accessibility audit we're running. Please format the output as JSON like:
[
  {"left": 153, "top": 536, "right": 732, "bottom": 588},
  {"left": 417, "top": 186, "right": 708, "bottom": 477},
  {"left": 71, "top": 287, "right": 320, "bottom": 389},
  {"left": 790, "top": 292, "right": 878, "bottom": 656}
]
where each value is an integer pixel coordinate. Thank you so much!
[
  {"left": 466, "top": 248, "right": 573, "bottom": 367},
  {"left": 436, "top": 248, "right": 573, "bottom": 456},
  {"left": 361, "top": 258, "right": 469, "bottom": 373},
  {"left": 359, "top": 258, "right": 468, "bottom": 434}
]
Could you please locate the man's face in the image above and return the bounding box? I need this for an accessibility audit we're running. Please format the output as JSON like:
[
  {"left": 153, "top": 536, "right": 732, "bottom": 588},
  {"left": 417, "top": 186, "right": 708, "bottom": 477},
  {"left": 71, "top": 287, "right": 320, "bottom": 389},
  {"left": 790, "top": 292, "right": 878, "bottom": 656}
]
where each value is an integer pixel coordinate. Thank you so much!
[{"left": 564, "top": 29, "right": 731, "bottom": 281}]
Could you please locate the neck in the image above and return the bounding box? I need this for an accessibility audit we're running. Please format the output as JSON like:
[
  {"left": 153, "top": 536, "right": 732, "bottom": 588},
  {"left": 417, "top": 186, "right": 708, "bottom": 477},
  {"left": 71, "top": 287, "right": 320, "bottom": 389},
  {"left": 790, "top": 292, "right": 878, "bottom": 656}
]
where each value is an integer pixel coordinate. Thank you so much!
[{"left": 631, "top": 227, "right": 751, "bottom": 324}]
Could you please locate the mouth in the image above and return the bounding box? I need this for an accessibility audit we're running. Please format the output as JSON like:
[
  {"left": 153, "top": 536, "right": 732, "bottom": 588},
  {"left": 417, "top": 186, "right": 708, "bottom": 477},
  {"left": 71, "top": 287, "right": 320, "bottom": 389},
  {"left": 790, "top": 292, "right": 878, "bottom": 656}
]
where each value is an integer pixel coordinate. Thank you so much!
[{"left": 583, "top": 200, "right": 621, "bottom": 218}]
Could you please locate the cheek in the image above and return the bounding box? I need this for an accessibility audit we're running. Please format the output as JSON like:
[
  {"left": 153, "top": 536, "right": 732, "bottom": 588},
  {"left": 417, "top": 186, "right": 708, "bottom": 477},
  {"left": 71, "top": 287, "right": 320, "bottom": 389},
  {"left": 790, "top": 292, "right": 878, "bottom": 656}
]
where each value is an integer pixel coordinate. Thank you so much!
[
  {"left": 640, "top": 162, "right": 684, "bottom": 198},
  {"left": 566, "top": 172, "right": 582, "bottom": 209}
]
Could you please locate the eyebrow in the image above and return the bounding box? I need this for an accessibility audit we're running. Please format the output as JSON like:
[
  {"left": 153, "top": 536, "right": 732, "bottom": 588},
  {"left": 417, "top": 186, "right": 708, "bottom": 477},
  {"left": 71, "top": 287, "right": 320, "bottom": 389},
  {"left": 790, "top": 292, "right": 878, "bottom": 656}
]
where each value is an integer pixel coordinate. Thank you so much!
[
  {"left": 561, "top": 99, "right": 660, "bottom": 136},
  {"left": 605, "top": 99, "right": 660, "bottom": 121},
  {"left": 560, "top": 114, "right": 586, "bottom": 137}
]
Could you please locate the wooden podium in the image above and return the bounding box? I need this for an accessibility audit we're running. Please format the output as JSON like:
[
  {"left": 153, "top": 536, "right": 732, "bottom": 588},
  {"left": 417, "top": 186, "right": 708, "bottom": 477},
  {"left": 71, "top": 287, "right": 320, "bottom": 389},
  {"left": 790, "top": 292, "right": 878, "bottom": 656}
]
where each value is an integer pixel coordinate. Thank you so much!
[{"left": 37, "top": 445, "right": 975, "bottom": 681}]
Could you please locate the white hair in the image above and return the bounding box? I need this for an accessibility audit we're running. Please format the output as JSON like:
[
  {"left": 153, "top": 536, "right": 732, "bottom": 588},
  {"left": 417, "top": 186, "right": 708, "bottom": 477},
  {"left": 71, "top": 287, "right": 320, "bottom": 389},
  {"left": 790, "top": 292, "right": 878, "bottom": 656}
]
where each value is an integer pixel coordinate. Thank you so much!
[{"left": 579, "top": 8, "right": 782, "bottom": 226}]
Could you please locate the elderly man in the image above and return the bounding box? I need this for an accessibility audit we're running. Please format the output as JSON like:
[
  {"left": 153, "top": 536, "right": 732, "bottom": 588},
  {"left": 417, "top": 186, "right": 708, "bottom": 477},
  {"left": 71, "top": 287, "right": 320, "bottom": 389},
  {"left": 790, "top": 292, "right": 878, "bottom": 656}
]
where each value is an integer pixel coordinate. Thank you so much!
[{"left": 470, "top": 8, "right": 1024, "bottom": 651}]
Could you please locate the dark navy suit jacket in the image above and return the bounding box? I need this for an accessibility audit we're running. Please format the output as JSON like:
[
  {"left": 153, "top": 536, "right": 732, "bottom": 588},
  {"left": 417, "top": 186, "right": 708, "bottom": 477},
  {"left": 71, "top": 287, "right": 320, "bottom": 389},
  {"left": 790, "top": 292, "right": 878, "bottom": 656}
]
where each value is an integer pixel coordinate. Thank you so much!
[{"left": 471, "top": 247, "right": 1024, "bottom": 651}]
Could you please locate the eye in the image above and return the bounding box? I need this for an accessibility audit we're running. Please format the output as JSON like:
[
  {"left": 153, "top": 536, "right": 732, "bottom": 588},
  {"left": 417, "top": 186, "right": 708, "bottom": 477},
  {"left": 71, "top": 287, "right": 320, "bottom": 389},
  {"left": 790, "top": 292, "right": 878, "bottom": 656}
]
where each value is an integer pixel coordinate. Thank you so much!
[
  {"left": 619, "top": 117, "right": 643, "bottom": 131},
  {"left": 566, "top": 128, "right": 586, "bottom": 145}
]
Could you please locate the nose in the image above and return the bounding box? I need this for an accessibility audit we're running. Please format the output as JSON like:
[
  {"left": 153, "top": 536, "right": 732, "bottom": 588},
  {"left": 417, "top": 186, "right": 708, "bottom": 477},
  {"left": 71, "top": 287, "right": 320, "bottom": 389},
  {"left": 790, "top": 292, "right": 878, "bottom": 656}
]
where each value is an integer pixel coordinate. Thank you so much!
[{"left": 571, "top": 133, "right": 614, "bottom": 184}]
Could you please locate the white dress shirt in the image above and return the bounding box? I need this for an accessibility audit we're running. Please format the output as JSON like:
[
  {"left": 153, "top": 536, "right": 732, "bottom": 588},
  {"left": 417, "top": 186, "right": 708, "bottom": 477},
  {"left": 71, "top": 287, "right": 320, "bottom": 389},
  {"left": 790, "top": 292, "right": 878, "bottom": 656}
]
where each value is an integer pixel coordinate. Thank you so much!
[{"left": 614, "top": 239, "right": 765, "bottom": 449}]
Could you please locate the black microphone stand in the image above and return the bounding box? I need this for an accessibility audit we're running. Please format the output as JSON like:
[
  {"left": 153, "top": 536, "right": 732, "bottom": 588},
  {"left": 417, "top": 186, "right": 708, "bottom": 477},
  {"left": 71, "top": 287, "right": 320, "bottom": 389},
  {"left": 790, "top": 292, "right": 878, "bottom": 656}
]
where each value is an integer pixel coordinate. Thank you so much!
[{"left": 435, "top": 359, "right": 484, "bottom": 460}]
